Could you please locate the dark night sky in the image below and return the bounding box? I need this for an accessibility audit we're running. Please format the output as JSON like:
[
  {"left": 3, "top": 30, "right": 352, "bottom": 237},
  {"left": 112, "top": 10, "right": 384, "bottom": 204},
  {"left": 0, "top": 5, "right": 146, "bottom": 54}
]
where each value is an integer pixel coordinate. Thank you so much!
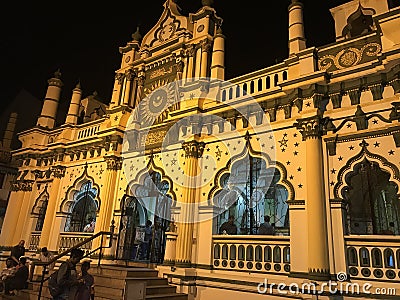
[{"left": 1, "top": 0, "right": 399, "bottom": 135}]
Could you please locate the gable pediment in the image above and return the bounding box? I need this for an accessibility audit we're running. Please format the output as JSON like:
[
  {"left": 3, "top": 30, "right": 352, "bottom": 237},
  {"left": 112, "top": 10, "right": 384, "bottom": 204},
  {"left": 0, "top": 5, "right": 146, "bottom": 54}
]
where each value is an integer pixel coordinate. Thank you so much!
[{"left": 141, "top": 0, "right": 192, "bottom": 50}]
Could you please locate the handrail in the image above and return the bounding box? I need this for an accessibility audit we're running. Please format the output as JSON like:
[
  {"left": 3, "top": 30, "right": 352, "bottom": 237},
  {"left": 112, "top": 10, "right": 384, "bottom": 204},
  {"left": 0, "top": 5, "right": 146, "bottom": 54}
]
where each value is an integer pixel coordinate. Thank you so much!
[{"left": 30, "top": 229, "right": 114, "bottom": 300}]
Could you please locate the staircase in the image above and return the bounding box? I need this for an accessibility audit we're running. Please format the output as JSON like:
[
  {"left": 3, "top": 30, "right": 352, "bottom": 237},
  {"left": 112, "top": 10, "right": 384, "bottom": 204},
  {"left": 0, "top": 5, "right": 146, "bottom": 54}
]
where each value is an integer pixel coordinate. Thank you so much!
[{"left": 0, "top": 264, "right": 188, "bottom": 300}]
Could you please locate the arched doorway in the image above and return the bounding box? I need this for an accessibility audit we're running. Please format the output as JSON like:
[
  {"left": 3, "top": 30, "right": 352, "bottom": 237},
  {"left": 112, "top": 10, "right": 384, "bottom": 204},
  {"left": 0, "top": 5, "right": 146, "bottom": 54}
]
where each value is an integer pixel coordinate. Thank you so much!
[{"left": 117, "top": 171, "right": 172, "bottom": 263}]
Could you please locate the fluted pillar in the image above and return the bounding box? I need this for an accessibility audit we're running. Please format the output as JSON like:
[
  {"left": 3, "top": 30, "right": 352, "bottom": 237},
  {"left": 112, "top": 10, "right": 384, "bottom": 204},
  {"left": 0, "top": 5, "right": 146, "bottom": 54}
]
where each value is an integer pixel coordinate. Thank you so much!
[
  {"left": 211, "top": 28, "right": 225, "bottom": 80},
  {"left": 65, "top": 82, "right": 82, "bottom": 125},
  {"left": 134, "top": 76, "right": 145, "bottom": 108},
  {"left": 185, "top": 46, "right": 195, "bottom": 83},
  {"left": 175, "top": 140, "right": 205, "bottom": 267},
  {"left": 37, "top": 70, "right": 63, "bottom": 129},
  {"left": 110, "top": 73, "right": 124, "bottom": 108},
  {"left": 123, "top": 69, "right": 135, "bottom": 106},
  {"left": 38, "top": 166, "right": 66, "bottom": 250},
  {"left": 2, "top": 113, "right": 18, "bottom": 149},
  {"left": 95, "top": 156, "right": 121, "bottom": 233},
  {"left": 0, "top": 182, "right": 33, "bottom": 246},
  {"left": 288, "top": 0, "right": 306, "bottom": 56},
  {"left": 295, "top": 115, "right": 330, "bottom": 280},
  {"left": 200, "top": 40, "right": 212, "bottom": 78}
]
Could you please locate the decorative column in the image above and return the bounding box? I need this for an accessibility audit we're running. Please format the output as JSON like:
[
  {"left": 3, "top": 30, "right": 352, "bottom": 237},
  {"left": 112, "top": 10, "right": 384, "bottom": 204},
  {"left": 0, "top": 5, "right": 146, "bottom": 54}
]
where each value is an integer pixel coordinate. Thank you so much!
[
  {"left": 295, "top": 115, "right": 330, "bottom": 280},
  {"left": 38, "top": 166, "right": 66, "bottom": 250},
  {"left": 200, "top": 39, "right": 212, "bottom": 78},
  {"left": 110, "top": 73, "right": 124, "bottom": 108},
  {"left": 65, "top": 82, "right": 82, "bottom": 125},
  {"left": 134, "top": 75, "right": 145, "bottom": 109},
  {"left": 185, "top": 46, "right": 195, "bottom": 83},
  {"left": 175, "top": 140, "right": 205, "bottom": 267},
  {"left": 94, "top": 156, "right": 122, "bottom": 233},
  {"left": 0, "top": 181, "right": 33, "bottom": 246},
  {"left": 37, "top": 70, "right": 63, "bottom": 129},
  {"left": 123, "top": 69, "right": 135, "bottom": 106},
  {"left": 163, "top": 221, "right": 178, "bottom": 266},
  {"left": 211, "top": 28, "right": 225, "bottom": 80}
]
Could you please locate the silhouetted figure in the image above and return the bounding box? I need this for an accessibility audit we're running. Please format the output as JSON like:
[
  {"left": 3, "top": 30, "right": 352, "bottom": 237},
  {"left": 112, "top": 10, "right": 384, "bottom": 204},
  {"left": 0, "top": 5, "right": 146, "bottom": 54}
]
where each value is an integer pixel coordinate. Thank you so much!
[
  {"left": 4, "top": 257, "right": 29, "bottom": 296},
  {"left": 257, "top": 215, "right": 275, "bottom": 235},
  {"left": 219, "top": 215, "right": 237, "bottom": 235}
]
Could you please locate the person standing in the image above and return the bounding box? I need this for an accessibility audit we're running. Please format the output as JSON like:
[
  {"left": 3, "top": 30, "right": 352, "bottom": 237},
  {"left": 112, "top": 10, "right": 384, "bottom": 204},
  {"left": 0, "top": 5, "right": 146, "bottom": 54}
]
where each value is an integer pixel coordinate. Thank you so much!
[
  {"left": 257, "top": 215, "right": 275, "bottom": 235},
  {"left": 74, "top": 261, "right": 94, "bottom": 300},
  {"left": 10, "top": 240, "right": 25, "bottom": 266},
  {"left": 140, "top": 220, "right": 153, "bottom": 260},
  {"left": 219, "top": 215, "right": 238, "bottom": 235},
  {"left": 52, "top": 248, "right": 84, "bottom": 300}
]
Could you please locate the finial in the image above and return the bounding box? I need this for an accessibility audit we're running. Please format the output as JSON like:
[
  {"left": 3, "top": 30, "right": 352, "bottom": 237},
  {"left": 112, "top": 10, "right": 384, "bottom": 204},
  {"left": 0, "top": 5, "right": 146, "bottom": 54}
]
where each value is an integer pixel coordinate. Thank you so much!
[
  {"left": 75, "top": 81, "right": 81, "bottom": 89},
  {"left": 93, "top": 91, "right": 98, "bottom": 98},
  {"left": 54, "top": 69, "right": 62, "bottom": 79},
  {"left": 216, "top": 26, "right": 223, "bottom": 34},
  {"left": 202, "top": 0, "right": 214, "bottom": 7},
  {"left": 131, "top": 26, "right": 142, "bottom": 41}
]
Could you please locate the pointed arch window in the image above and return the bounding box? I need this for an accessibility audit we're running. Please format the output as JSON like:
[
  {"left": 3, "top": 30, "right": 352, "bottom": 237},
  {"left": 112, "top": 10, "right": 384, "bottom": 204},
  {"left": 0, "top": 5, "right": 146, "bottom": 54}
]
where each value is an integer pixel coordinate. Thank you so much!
[
  {"left": 214, "top": 155, "right": 289, "bottom": 235},
  {"left": 32, "top": 190, "right": 49, "bottom": 232},
  {"left": 342, "top": 158, "right": 400, "bottom": 235},
  {"left": 64, "top": 181, "right": 98, "bottom": 232}
]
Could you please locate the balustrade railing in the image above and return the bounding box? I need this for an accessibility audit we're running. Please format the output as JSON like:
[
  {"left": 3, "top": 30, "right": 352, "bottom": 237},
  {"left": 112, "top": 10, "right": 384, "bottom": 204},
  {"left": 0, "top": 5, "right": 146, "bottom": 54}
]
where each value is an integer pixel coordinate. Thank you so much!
[
  {"left": 212, "top": 235, "right": 290, "bottom": 274},
  {"left": 59, "top": 232, "right": 93, "bottom": 254},
  {"left": 28, "top": 232, "right": 41, "bottom": 251},
  {"left": 345, "top": 236, "right": 400, "bottom": 281},
  {"left": 220, "top": 68, "right": 288, "bottom": 102}
]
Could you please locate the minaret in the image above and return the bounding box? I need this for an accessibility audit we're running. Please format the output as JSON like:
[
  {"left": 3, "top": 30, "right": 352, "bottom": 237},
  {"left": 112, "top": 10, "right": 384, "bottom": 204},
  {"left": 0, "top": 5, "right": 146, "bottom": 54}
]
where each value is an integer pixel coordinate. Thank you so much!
[
  {"left": 37, "top": 70, "right": 63, "bottom": 129},
  {"left": 2, "top": 113, "right": 18, "bottom": 149},
  {"left": 288, "top": 0, "right": 306, "bottom": 56},
  {"left": 211, "top": 27, "right": 225, "bottom": 80},
  {"left": 65, "top": 82, "right": 82, "bottom": 125}
]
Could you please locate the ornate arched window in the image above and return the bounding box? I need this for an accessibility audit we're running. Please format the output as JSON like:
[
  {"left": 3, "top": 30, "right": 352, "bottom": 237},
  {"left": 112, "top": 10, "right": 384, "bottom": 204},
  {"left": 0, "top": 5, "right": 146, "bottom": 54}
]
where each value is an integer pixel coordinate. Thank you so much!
[
  {"left": 32, "top": 188, "right": 49, "bottom": 232},
  {"left": 214, "top": 155, "right": 289, "bottom": 235},
  {"left": 64, "top": 181, "right": 98, "bottom": 232},
  {"left": 342, "top": 158, "right": 400, "bottom": 235}
]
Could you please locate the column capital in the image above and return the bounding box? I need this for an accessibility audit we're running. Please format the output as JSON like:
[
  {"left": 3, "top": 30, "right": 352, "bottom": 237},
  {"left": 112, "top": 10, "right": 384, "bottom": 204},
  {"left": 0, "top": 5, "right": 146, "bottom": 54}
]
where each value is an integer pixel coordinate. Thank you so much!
[
  {"left": 201, "top": 39, "right": 212, "bottom": 53},
  {"left": 10, "top": 180, "right": 34, "bottom": 192},
  {"left": 125, "top": 69, "right": 136, "bottom": 81},
  {"left": 182, "top": 141, "right": 205, "bottom": 158},
  {"left": 51, "top": 166, "right": 66, "bottom": 179},
  {"left": 115, "top": 73, "right": 125, "bottom": 85},
  {"left": 295, "top": 115, "right": 333, "bottom": 141},
  {"left": 105, "top": 156, "right": 123, "bottom": 171}
]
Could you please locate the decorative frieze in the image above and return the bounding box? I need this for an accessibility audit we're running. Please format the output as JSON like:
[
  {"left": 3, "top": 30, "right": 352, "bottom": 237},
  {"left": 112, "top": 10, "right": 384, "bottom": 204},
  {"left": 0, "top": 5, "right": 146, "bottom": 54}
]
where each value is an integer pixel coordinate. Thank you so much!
[{"left": 182, "top": 141, "right": 205, "bottom": 158}]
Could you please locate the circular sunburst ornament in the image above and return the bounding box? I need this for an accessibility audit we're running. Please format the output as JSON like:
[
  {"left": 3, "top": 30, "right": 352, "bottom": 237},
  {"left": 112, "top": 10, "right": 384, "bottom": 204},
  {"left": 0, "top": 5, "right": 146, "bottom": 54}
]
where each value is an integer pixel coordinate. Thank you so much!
[{"left": 140, "top": 81, "right": 176, "bottom": 125}]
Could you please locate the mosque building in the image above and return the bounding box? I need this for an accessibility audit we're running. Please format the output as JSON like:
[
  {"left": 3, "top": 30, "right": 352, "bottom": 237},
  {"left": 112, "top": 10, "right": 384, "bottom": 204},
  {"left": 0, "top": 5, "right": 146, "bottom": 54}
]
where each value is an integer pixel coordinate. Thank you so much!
[{"left": 1, "top": 0, "right": 400, "bottom": 299}]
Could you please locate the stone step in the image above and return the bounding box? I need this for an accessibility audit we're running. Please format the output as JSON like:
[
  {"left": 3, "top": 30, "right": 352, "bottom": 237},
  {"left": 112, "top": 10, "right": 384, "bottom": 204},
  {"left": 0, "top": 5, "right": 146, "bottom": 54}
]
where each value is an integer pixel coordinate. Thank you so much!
[
  {"left": 146, "top": 285, "right": 177, "bottom": 295},
  {"left": 94, "top": 265, "right": 159, "bottom": 278},
  {"left": 146, "top": 293, "right": 188, "bottom": 300},
  {"left": 126, "top": 277, "right": 169, "bottom": 286}
]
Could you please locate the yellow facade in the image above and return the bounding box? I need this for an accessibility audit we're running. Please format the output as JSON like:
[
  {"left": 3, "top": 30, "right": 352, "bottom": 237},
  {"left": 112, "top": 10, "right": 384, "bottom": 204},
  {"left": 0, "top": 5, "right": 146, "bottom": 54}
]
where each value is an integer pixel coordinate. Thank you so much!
[{"left": 1, "top": 0, "right": 400, "bottom": 299}]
